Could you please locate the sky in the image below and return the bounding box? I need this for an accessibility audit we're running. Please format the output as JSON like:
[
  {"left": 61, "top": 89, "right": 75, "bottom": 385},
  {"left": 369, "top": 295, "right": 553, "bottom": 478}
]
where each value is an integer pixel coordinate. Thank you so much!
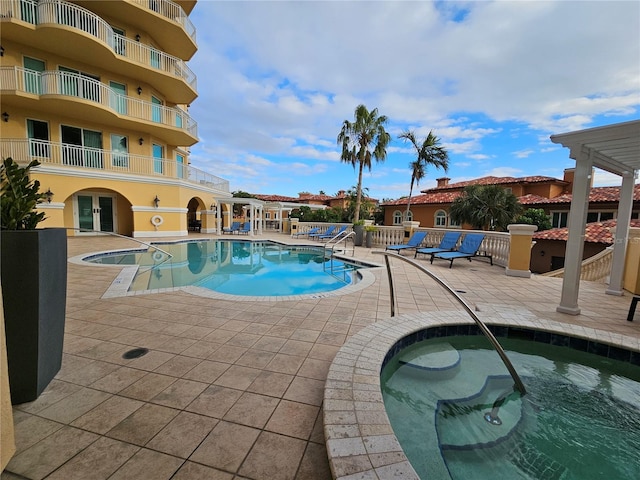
[{"left": 187, "top": 0, "right": 640, "bottom": 201}]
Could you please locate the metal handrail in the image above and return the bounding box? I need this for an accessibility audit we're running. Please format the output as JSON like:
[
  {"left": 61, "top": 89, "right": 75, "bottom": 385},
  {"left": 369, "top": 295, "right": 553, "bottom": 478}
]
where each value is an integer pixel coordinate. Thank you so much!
[
  {"left": 327, "top": 230, "right": 355, "bottom": 257},
  {"left": 373, "top": 251, "right": 526, "bottom": 395}
]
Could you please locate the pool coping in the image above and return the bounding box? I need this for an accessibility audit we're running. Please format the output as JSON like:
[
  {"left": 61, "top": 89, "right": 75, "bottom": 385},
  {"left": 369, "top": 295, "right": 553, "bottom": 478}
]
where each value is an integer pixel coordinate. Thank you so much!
[{"left": 323, "top": 305, "right": 640, "bottom": 479}]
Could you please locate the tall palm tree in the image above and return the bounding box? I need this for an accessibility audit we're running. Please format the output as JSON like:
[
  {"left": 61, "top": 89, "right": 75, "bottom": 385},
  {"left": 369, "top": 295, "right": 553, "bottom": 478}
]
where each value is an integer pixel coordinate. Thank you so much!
[
  {"left": 398, "top": 130, "right": 449, "bottom": 221},
  {"left": 337, "top": 104, "right": 391, "bottom": 223}
]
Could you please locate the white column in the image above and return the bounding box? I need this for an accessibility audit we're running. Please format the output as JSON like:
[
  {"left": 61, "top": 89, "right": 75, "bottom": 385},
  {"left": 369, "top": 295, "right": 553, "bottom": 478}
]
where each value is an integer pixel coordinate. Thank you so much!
[
  {"left": 557, "top": 149, "right": 593, "bottom": 315},
  {"left": 216, "top": 203, "right": 221, "bottom": 234},
  {"left": 607, "top": 171, "right": 636, "bottom": 295}
]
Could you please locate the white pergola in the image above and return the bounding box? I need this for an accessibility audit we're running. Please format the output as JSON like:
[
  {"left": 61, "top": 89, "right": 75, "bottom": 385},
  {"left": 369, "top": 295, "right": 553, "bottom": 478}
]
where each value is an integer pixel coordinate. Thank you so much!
[
  {"left": 211, "top": 197, "right": 266, "bottom": 236},
  {"left": 550, "top": 120, "right": 640, "bottom": 315}
]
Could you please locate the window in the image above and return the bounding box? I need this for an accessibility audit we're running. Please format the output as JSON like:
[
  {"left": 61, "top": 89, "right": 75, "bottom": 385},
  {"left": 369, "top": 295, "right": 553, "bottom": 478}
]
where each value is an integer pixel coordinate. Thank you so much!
[
  {"left": 176, "top": 154, "right": 185, "bottom": 179},
  {"left": 551, "top": 211, "right": 568, "bottom": 228},
  {"left": 393, "top": 210, "right": 403, "bottom": 225},
  {"left": 27, "top": 119, "right": 50, "bottom": 157},
  {"left": 153, "top": 144, "right": 164, "bottom": 174},
  {"left": 504, "top": 187, "right": 512, "bottom": 194},
  {"left": 435, "top": 210, "right": 447, "bottom": 227},
  {"left": 448, "top": 214, "right": 461, "bottom": 228},
  {"left": 109, "top": 81, "right": 126, "bottom": 114},
  {"left": 112, "top": 27, "right": 126, "bottom": 55},
  {"left": 152, "top": 96, "right": 162, "bottom": 123},
  {"left": 23, "top": 57, "right": 45, "bottom": 94},
  {"left": 405, "top": 210, "right": 413, "bottom": 221},
  {"left": 61, "top": 125, "right": 103, "bottom": 168},
  {"left": 111, "top": 134, "right": 128, "bottom": 168},
  {"left": 586, "top": 211, "right": 614, "bottom": 223}
]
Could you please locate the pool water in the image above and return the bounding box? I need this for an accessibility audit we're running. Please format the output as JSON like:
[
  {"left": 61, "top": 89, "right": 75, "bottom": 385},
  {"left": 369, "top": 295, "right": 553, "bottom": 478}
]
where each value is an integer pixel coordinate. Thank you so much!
[
  {"left": 381, "top": 336, "right": 640, "bottom": 480},
  {"left": 84, "top": 240, "right": 362, "bottom": 297}
]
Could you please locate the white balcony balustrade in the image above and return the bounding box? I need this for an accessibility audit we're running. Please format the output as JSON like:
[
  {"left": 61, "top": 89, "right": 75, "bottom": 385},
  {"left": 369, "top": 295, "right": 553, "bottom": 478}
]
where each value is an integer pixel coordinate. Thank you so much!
[
  {"left": 0, "top": 0, "right": 196, "bottom": 90},
  {"left": 0, "top": 139, "right": 230, "bottom": 193},
  {"left": 0, "top": 67, "right": 197, "bottom": 138}
]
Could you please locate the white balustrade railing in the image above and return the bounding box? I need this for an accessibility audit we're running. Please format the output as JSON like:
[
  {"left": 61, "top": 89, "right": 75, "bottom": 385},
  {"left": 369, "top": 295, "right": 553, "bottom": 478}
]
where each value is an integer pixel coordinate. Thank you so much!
[
  {"left": 0, "top": 0, "right": 196, "bottom": 90},
  {"left": 1, "top": 67, "right": 197, "bottom": 138},
  {"left": 1, "top": 139, "right": 230, "bottom": 192},
  {"left": 543, "top": 246, "right": 613, "bottom": 283},
  {"left": 129, "top": 0, "right": 196, "bottom": 40},
  {"left": 292, "top": 223, "right": 511, "bottom": 267}
]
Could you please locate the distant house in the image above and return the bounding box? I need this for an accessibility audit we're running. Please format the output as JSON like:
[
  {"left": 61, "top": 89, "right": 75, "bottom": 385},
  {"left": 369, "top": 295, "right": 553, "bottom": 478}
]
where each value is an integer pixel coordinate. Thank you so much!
[
  {"left": 381, "top": 169, "right": 640, "bottom": 230},
  {"left": 531, "top": 219, "right": 640, "bottom": 273}
]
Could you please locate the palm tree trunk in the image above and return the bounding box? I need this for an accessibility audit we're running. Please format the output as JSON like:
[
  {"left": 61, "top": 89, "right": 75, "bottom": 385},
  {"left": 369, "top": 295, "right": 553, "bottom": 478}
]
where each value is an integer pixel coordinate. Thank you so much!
[
  {"left": 354, "top": 161, "right": 364, "bottom": 223},
  {"left": 405, "top": 179, "right": 415, "bottom": 221}
]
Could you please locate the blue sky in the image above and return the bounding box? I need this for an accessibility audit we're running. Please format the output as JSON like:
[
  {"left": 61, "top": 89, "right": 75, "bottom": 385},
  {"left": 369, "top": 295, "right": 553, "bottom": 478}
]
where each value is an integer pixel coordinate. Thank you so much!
[{"left": 187, "top": 0, "right": 640, "bottom": 201}]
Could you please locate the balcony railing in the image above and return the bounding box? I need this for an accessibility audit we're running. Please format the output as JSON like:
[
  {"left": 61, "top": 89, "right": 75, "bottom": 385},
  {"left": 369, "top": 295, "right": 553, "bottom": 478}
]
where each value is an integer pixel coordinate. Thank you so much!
[
  {"left": 129, "top": 0, "right": 196, "bottom": 41},
  {"left": 293, "top": 223, "right": 511, "bottom": 267},
  {"left": 0, "top": 0, "right": 196, "bottom": 90},
  {"left": 543, "top": 246, "right": 613, "bottom": 283},
  {"left": 1, "top": 139, "right": 229, "bottom": 193},
  {"left": 1, "top": 67, "right": 197, "bottom": 138}
]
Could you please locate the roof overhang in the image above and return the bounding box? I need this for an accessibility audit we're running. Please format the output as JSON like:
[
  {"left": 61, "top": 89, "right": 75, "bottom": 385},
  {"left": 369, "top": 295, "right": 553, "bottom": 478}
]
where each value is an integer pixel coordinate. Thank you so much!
[
  {"left": 264, "top": 201, "right": 326, "bottom": 211},
  {"left": 550, "top": 120, "right": 640, "bottom": 176}
]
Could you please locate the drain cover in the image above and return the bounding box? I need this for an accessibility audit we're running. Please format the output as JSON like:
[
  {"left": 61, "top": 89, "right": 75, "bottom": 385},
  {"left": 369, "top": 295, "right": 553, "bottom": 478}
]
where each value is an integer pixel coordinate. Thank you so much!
[{"left": 122, "top": 347, "right": 149, "bottom": 359}]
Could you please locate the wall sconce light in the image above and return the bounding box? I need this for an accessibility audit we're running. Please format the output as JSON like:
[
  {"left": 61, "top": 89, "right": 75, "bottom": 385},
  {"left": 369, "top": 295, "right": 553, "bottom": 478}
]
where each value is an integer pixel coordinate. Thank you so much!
[
  {"left": 135, "top": 34, "right": 140, "bottom": 42},
  {"left": 45, "top": 188, "right": 54, "bottom": 203},
  {"left": 1, "top": 112, "right": 8, "bottom": 122},
  {"left": 139, "top": 137, "right": 144, "bottom": 145},
  {"left": 153, "top": 195, "right": 160, "bottom": 208},
  {"left": 540, "top": 250, "right": 545, "bottom": 257},
  {"left": 137, "top": 86, "right": 142, "bottom": 95},
  {"left": 0, "top": 46, "right": 4, "bottom": 57},
  {"left": 210, "top": 204, "right": 215, "bottom": 211}
]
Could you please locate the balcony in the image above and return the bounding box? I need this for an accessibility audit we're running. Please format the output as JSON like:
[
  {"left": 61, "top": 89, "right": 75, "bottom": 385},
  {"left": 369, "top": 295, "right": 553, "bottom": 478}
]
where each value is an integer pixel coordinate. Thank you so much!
[
  {"left": 0, "top": 0, "right": 196, "bottom": 102},
  {"left": 1, "top": 138, "right": 230, "bottom": 193},
  {"left": 74, "top": 0, "right": 197, "bottom": 58},
  {"left": 1, "top": 67, "right": 198, "bottom": 146}
]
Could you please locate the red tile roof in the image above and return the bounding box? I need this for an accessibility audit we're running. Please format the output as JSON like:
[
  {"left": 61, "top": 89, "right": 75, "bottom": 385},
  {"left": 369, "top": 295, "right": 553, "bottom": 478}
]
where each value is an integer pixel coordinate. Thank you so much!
[
  {"left": 382, "top": 191, "right": 462, "bottom": 206},
  {"left": 422, "top": 175, "right": 564, "bottom": 193},
  {"left": 533, "top": 219, "right": 640, "bottom": 244}
]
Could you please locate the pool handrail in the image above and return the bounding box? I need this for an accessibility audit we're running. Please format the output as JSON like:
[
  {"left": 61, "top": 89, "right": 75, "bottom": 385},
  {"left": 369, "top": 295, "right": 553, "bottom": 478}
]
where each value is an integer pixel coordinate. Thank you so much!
[
  {"left": 373, "top": 250, "right": 527, "bottom": 395},
  {"left": 65, "top": 228, "right": 173, "bottom": 263}
]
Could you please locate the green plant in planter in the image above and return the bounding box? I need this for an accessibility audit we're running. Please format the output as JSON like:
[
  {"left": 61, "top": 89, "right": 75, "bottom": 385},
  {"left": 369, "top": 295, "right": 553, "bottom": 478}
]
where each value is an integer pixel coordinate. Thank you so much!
[
  {"left": 1, "top": 157, "right": 67, "bottom": 404},
  {"left": 364, "top": 225, "right": 377, "bottom": 232},
  {"left": 1, "top": 157, "right": 47, "bottom": 230}
]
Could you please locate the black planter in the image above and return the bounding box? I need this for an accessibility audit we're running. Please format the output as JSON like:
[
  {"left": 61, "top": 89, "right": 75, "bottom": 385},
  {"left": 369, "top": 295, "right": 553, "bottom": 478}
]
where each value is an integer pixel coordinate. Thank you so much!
[
  {"left": 353, "top": 225, "right": 364, "bottom": 246},
  {"left": 1, "top": 228, "right": 67, "bottom": 404}
]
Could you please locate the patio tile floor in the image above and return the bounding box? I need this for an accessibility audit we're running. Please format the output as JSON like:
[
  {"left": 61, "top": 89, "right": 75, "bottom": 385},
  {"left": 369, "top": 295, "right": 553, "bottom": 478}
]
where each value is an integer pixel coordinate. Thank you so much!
[{"left": 2, "top": 232, "right": 639, "bottom": 479}]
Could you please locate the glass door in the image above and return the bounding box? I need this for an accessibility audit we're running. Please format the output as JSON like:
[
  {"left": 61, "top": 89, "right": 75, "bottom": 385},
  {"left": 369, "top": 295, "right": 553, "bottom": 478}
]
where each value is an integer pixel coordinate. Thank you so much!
[
  {"left": 76, "top": 194, "right": 115, "bottom": 234},
  {"left": 23, "top": 57, "right": 44, "bottom": 94}
]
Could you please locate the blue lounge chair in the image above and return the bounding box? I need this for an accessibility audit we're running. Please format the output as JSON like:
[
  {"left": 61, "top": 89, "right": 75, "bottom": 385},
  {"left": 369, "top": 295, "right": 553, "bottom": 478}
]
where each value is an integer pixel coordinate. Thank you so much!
[
  {"left": 292, "top": 227, "right": 320, "bottom": 238},
  {"left": 414, "top": 231, "right": 462, "bottom": 259},
  {"left": 310, "top": 225, "right": 335, "bottom": 240},
  {"left": 222, "top": 221, "right": 241, "bottom": 234},
  {"left": 318, "top": 225, "right": 347, "bottom": 240},
  {"left": 386, "top": 231, "right": 427, "bottom": 254},
  {"left": 238, "top": 222, "right": 251, "bottom": 234},
  {"left": 431, "top": 233, "right": 490, "bottom": 268}
]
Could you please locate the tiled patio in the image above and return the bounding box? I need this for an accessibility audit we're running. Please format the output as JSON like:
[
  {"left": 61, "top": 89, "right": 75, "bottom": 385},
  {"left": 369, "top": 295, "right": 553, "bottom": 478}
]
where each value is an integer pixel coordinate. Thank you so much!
[{"left": 2, "top": 232, "right": 639, "bottom": 480}]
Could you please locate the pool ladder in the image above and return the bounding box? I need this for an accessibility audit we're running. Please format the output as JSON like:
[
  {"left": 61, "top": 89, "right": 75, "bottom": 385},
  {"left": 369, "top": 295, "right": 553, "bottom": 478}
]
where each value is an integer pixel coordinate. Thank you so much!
[
  {"left": 373, "top": 250, "right": 527, "bottom": 399},
  {"left": 323, "top": 231, "right": 356, "bottom": 282}
]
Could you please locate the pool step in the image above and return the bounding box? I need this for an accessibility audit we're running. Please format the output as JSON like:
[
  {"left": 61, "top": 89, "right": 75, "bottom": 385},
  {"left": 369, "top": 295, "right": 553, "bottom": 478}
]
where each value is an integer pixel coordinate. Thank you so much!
[
  {"left": 399, "top": 342, "right": 460, "bottom": 372},
  {"left": 436, "top": 375, "right": 525, "bottom": 451}
]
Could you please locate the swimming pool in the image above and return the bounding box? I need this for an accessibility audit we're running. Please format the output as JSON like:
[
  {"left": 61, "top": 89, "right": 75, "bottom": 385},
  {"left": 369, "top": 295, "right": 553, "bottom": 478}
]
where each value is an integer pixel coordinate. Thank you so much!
[
  {"left": 81, "top": 239, "right": 373, "bottom": 298},
  {"left": 381, "top": 333, "right": 640, "bottom": 479}
]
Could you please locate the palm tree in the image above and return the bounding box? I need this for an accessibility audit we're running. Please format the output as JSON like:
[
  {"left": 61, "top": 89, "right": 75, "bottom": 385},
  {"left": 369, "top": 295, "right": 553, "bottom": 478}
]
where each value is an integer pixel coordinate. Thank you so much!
[
  {"left": 337, "top": 104, "right": 391, "bottom": 223},
  {"left": 449, "top": 185, "right": 523, "bottom": 231},
  {"left": 398, "top": 130, "right": 449, "bottom": 221}
]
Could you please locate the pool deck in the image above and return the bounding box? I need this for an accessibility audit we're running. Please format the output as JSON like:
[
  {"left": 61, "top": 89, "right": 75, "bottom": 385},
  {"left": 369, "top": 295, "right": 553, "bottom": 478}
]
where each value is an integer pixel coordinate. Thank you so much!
[{"left": 3, "top": 232, "right": 639, "bottom": 480}]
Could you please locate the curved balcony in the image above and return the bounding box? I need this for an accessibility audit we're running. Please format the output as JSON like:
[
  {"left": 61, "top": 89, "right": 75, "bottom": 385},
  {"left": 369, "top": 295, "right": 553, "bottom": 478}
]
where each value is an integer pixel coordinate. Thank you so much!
[
  {"left": 0, "top": 0, "right": 196, "bottom": 102},
  {"left": 1, "top": 67, "right": 198, "bottom": 146},
  {"left": 0, "top": 139, "right": 230, "bottom": 193},
  {"left": 74, "top": 0, "right": 197, "bottom": 59}
]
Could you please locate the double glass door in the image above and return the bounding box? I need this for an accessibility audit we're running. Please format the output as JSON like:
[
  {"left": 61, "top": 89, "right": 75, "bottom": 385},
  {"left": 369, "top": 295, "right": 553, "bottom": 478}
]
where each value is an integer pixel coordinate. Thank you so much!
[{"left": 76, "top": 194, "right": 115, "bottom": 233}]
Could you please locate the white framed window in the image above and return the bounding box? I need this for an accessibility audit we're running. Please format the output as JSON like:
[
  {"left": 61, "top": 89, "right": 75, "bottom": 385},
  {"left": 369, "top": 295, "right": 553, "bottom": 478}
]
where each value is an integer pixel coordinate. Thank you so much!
[
  {"left": 393, "top": 210, "right": 403, "bottom": 225},
  {"left": 448, "top": 215, "right": 461, "bottom": 228},
  {"left": 435, "top": 210, "right": 447, "bottom": 227},
  {"left": 551, "top": 211, "right": 568, "bottom": 228}
]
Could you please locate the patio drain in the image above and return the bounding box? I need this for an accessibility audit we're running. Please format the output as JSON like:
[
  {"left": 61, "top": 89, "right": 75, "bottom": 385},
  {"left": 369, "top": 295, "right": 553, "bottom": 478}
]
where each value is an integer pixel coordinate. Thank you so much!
[
  {"left": 455, "top": 290, "right": 467, "bottom": 294},
  {"left": 122, "top": 347, "right": 149, "bottom": 359}
]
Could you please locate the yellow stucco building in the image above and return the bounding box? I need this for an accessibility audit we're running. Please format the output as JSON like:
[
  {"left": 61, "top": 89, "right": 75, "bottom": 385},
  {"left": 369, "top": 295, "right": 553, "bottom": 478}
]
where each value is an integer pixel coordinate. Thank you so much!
[{"left": 0, "top": 0, "right": 231, "bottom": 237}]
